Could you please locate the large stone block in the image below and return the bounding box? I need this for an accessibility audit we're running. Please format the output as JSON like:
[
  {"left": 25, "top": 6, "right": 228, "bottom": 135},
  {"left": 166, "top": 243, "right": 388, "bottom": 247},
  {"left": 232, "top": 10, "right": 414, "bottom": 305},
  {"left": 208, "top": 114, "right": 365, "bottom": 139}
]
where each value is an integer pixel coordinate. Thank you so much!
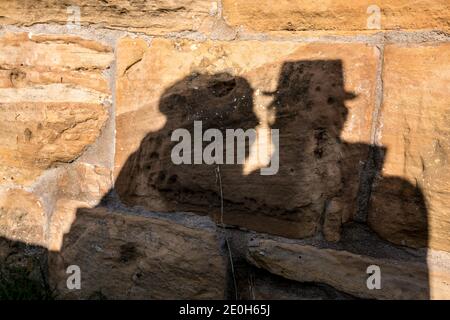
[
  {"left": 48, "top": 207, "right": 227, "bottom": 299},
  {"left": 0, "top": 33, "right": 112, "bottom": 186},
  {"left": 222, "top": 0, "right": 450, "bottom": 34},
  {"left": 115, "top": 38, "right": 378, "bottom": 241},
  {"left": 247, "top": 235, "right": 450, "bottom": 299},
  {"left": 0, "top": 0, "right": 217, "bottom": 35},
  {"left": 369, "top": 43, "right": 450, "bottom": 251}
]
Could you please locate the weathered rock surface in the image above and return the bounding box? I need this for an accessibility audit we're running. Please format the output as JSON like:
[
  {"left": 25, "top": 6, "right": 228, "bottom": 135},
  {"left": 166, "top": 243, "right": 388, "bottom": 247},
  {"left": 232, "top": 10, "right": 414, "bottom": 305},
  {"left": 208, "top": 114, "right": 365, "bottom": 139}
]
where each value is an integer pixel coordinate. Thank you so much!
[
  {"left": 47, "top": 199, "right": 88, "bottom": 252},
  {"left": 369, "top": 43, "right": 450, "bottom": 251},
  {"left": 234, "top": 261, "right": 352, "bottom": 300},
  {"left": 48, "top": 163, "right": 112, "bottom": 251},
  {"left": 248, "top": 271, "right": 352, "bottom": 300},
  {"left": 246, "top": 235, "right": 450, "bottom": 299},
  {"left": 0, "top": 3, "right": 448, "bottom": 301},
  {"left": 49, "top": 207, "right": 227, "bottom": 299},
  {"left": 0, "top": 189, "right": 46, "bottom": 246},
  {"left": 0, "top": 33, "right": 112, "bottom": 186},
  {"left": 0, "top": 0, "right": 217, "bottom": 35},
  {"left": 115, "top": 38, "right": 378, "bottom": 242},
  {"left": 0, "top": 33, "right": 112, "bottom": 93},
  {"left": 57, "top": 163, "right": 111, "bottom": 205},
  {"left": 223, "top": 0, "right": 450, "bottom": 34},
  {"left": 0, "top": 236, "right": 50, "bottom": 300}
]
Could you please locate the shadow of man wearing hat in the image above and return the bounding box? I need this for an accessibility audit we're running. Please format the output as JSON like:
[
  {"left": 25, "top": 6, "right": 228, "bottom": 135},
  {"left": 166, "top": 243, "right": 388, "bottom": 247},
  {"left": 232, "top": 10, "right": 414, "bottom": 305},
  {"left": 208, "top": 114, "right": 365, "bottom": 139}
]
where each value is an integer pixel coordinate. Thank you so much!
[{"left": 216, "top": 60, "right": 374, "bottom": 241}]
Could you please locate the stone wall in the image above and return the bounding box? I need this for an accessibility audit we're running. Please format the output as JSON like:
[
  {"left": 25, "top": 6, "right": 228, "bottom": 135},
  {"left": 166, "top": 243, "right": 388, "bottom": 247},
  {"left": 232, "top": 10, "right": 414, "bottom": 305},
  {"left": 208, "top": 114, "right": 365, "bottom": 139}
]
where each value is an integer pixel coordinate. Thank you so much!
[{"left": 0, "top": 1, "right": 449, "bottom": 299}]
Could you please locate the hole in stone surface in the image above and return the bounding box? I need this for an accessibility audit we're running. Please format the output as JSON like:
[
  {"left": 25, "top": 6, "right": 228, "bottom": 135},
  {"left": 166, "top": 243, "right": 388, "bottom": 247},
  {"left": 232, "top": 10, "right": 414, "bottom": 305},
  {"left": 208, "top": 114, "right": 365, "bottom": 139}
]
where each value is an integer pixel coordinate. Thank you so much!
[
  {"left": 168, "top": 175, "right": 178, "bottom": 184},
  {"left": 327, "top": 97, "right": 335, "bottom": 105}
]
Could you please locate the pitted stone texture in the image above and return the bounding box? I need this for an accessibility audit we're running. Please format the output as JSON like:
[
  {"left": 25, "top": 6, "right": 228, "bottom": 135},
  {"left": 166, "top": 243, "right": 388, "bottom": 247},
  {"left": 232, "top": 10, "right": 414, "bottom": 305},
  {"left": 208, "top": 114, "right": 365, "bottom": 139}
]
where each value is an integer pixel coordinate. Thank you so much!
[
  {"left": 115, "top": 38, "right": 378, "bottom": 241},
  {"left": 369, "top": 43, "right": 450, "bottom": 251},
  {"left": 0, "top": 33, "right": 112, "bottom": 186},
  {"left": 49, "top": 207, "right": 227, "bottom": 299}
]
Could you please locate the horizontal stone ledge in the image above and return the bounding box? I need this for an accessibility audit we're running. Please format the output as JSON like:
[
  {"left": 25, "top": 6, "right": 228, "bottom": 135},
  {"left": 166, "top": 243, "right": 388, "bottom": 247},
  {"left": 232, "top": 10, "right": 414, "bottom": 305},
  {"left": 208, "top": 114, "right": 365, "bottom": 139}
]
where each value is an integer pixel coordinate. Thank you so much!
[
  {"left": 0, "top": 0, "right": 218, "bottom": 36},
  {"left": 246, "top": 227, "right": 450, "bottom": 299},
  {"left": 223, "top": 0, "right": 450, "bottom": 34}
]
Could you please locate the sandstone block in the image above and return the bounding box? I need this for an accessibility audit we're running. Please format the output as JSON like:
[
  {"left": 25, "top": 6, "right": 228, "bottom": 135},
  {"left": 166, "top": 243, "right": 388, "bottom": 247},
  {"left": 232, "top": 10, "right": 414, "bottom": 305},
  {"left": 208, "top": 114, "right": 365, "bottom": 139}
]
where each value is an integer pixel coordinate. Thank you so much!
[
  {"left": 0, "top": 33, "right": 112, "bottom": 186},
  {"left": 222, "top": 0, "right": 450, "bottom": 34},
  {"left": 247, "top": 236, "right": 450, "bottom": 299},
  {"left": 369, "top": 43, "right": 450, "bottom": 251},
  {"left": 0, "top": 189, "right": 46, "bottom": 246},
  {"left": 49, "top": 207, "right": 227, "bottom": 299},
  {"left": 0, "top": 0, "right": 217, "bottom": 36}
]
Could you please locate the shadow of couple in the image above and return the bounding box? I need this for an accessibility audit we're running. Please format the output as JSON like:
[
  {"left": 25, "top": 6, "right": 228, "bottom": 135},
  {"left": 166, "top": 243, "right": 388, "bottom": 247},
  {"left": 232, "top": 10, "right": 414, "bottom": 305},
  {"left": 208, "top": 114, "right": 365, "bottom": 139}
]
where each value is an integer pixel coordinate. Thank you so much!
[{"left": 115, "top": 59, "right": 428, "bottom": 247}]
